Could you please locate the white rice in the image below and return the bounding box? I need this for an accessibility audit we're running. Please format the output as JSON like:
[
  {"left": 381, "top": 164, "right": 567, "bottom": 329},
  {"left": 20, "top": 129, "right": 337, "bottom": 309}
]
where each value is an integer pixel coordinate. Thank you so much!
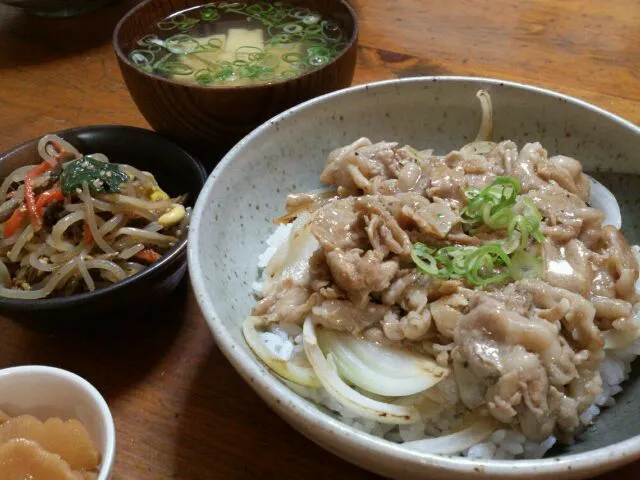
[
  {"left": 253, "top": 227, "right": 640, "bottom": 460},
  {"left": 252, "top": 223, "right": 293, "bottom": 294}
]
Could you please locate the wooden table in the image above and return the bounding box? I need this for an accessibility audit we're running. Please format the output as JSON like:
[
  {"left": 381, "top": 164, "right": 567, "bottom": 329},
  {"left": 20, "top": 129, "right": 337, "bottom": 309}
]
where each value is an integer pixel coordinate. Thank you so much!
[{"left": 0, "top": 1, "right": 639, "bottom": 478}]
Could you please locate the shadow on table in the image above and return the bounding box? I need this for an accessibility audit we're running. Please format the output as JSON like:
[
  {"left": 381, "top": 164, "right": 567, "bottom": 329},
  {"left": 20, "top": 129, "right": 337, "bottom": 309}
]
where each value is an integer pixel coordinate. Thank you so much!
[
  {"left": 173, "top": 348, "right": 380, "bottom": 479},
  {"left": 0, "top": 278, "right": 189, "bottom": 400},
  {"left": 0, "top": 0, "right": 139, "bottom": 69}
]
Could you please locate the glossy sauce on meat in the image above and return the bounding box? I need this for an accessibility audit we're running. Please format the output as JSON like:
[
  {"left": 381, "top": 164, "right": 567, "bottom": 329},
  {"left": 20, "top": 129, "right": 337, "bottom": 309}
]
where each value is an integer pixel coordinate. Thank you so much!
[{"left": 254, "top": 137, "right": 639, "bottom": 443}]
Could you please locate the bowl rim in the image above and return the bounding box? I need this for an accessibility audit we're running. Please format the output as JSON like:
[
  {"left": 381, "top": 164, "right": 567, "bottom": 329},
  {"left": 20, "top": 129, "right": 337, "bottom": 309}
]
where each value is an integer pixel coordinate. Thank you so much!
[
  {"left": 188, "top": 76, "right": 640, "bottom": 477},
  {"left": 0, "top": 124, "right": 207, "bottom": 311},
  {"left": 0, "top": 364, "right": 116, "bottom": 480},
  {"left": 112, "top": 0, "right": 359, "bottom": 91}
]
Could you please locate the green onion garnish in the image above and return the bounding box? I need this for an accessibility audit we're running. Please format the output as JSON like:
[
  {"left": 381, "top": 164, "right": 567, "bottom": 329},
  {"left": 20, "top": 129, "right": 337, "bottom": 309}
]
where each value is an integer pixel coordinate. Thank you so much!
[
  {"left": 412, "top": 242, "right": 513, "bottom": 286},
  {"left": 462, "top": 176, "right": 544, "bottom": 246},
  {"left": 411, "top": 176, "right": 546, "bottom": 286},
  {"left": 195, "top": 68, "right": 216, "bottom": 85},
  {"left": 510, "top": 250, "right": 543, "bottom": 280},
  {"left": 462, "top": 176, "right": 520, "bottom": 226},
  {"left": 282, "top": 52, "right": 305, "bottom": 64},
  {"left": 129, "top": 3, "right": 347, "bottom": 86},
  {"left": 465, "top": 243, "right": 513, "bottom": 286},
  {"left": 200, "top": 8, "right": 218, "bottom": 21},
  {"left": 410, "top": 243, "right": 438, "bottom": 275},
  {"left": 155, "top": 61, "right": 194, "bottom": 75}
]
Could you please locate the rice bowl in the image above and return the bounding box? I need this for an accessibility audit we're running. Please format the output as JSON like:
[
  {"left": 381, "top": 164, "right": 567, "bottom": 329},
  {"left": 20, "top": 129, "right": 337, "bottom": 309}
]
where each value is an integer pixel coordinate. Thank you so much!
[
  {"left": 246, "top": 91, "right": 640, "bottom": 460},
  {"left": 188, "top": 77, "right": 640, "bottom": 479},
  {"left": 251, "top": 224, "right": 640, "bottom": 461}
]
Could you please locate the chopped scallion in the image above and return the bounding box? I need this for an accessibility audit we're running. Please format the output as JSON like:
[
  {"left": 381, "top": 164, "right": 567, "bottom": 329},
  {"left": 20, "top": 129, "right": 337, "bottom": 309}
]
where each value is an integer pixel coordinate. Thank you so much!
[{"left": 411, "top": 242, "right": 514, "bottom": 287}]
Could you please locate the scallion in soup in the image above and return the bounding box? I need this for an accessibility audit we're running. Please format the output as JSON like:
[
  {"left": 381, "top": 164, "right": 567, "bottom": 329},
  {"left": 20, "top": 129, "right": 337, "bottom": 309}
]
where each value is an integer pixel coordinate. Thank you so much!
[{"left": 127, "top": 1, "right": 348, "bottom": 86}]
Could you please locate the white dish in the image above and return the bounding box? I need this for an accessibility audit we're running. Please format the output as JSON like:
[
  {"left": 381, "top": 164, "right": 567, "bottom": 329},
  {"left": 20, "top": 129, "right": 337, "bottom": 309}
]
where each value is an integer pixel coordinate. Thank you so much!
[
  {"left": 0, "top": 365, "right": 116, "bottom": 480},
  {"left": 188, "top": 76, "right": 640, "bottom": 479}
]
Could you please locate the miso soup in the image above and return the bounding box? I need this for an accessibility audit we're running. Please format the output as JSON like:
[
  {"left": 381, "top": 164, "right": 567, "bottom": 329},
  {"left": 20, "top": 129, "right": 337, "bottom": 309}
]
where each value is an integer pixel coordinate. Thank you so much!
[{"left": 127, "top": 2, "right": 349, "bottom": 86}]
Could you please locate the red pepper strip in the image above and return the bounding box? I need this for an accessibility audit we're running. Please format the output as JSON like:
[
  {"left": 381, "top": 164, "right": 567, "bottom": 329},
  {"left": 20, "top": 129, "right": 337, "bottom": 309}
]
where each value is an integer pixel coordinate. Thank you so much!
[
  {"left": 25, "top": 144, "right": 68, "bottom": 226},
  {"left": 34, "top": 185, "right": 64, "bottom": 218},
  {"left": 50, "top": 141, "right": 64, "bottom": 154},
  {"left": 83, "top": 219, "right": 93, "bottom": 244},
  {"left": 24, "top": 161, "right": 54, "bottom": 227},
  {"left": 4, "top": 206, "right": 27, "bottom": 238},
  {"left": 134, "top": 249, "right": 162, "bottom": 264}
]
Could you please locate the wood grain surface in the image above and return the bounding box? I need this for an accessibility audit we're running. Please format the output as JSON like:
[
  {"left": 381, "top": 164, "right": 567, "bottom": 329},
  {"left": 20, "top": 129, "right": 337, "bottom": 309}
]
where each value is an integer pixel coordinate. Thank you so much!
[{"left": 0, "top": 0, "right": 639, "bottom": 478}]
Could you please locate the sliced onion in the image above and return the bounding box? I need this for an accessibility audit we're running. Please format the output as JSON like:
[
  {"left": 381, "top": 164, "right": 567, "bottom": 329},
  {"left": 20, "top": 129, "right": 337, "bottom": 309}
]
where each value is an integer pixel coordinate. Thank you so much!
[
  {"left": 394, "top": 391, "right": 448, "bottom": 420},
  {"left": 303, "top": 318, "right": 420, "bottom": 424},
  {"left": 604, "top": 309, "right": 640, "bottom": 350},
  {"left": 316, "top": 329, "right": 449, "bottom": 397},
  {"left": 402, "top": 417, "right": 499, "bottom": 454},
  {"left": 264, "top": 212, "right": 319, "bottom": 293},
  {"left": 587, "top": 175, "right": 621, "bottom": 229},
  {"left": 475, "top": 89, "right": 493, "bottom": 142},
  {"left": 459, "top": 141, "right": 497, "bottom": 158},
  {"left": 501, "top": 230, "right": 521, "bottom": 254},
  {"left": 243, "top": 316, "right": 321, "bottom": 388}
]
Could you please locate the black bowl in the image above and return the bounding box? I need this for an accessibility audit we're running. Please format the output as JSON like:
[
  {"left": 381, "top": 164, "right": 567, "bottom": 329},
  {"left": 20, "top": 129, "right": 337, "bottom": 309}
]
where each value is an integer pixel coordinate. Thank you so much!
[{"left": 0, "top": 125, "right": 206, "bottom": 327}]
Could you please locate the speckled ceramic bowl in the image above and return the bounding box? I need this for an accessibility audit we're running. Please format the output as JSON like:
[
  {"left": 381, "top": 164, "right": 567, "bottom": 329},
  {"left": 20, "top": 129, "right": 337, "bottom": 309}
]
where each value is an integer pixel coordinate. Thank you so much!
[{"left": 188, "top": 77, "right": 640, "bottom": 479}]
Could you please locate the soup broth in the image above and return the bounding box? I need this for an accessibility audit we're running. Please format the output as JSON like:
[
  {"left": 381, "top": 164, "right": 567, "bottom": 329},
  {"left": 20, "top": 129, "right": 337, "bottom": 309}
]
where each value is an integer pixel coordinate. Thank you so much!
[{"left": 128, "top": 2, "right": 348, "bottom": 86}]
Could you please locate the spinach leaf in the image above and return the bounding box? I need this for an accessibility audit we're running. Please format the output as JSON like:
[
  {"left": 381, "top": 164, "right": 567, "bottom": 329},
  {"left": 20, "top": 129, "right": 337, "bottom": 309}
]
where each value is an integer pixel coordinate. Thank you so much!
[{"left": 60, "top": 155, "right": 129, "bottom": 195}]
